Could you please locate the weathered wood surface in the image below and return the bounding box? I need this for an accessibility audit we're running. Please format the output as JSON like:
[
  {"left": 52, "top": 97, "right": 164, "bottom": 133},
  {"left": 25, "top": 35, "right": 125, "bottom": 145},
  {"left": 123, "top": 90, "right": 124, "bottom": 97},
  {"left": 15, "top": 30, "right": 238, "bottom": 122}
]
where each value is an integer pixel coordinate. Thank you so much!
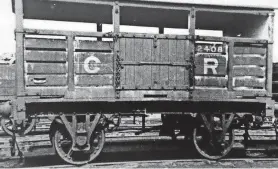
[
  {"left": 0, "top": 65, "right": 15, "bottom": 96},
  {"left": 120, "top": 38, "right": 189, "bottom": 90},
  {"left": 233, "top": 55, "right": 266, "bottom": 66},
  {"left": 234, "top": 46, "right": 266, "bottom": 55},
  {"left": 233, "top": 66, "right": 265, "bottom": 77},
  {"left": 25, "top": 38, "right": 67, "bottom": 49},
  {"left": 25, "top": 75, "right": 67, "bottom": 86},
  {"left": 74, "top": 40, "right": 113, "bottom": 51},
  {"left": 75, "top": 75, "right": 113, "bottom": 86},
  {"left": 234, "top": 77, "right": 265, "bottom": 88},
  {"left": 25, "top": 63, "right": 67, "bottom": 74},
  {"left": 25, "top": 50, "right": 67, "bottom": 62},
  {"left": 194, "top": 76, "right": 227, "bottom": 87}
]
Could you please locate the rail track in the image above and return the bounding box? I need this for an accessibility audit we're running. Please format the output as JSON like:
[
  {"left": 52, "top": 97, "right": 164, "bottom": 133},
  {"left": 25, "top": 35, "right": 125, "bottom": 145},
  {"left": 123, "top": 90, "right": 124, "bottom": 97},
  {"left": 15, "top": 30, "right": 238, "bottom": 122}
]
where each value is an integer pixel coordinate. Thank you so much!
[{"left": 1, "top": 116, "right": 278, "bottom": 168}]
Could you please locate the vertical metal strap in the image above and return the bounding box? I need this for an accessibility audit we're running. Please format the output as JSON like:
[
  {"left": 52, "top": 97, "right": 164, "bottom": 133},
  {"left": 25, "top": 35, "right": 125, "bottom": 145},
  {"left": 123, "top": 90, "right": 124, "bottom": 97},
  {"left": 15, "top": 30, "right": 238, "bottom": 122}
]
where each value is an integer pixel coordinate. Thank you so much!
[{"left": 113, "top": 2, "right": 121, "bottom": 98}]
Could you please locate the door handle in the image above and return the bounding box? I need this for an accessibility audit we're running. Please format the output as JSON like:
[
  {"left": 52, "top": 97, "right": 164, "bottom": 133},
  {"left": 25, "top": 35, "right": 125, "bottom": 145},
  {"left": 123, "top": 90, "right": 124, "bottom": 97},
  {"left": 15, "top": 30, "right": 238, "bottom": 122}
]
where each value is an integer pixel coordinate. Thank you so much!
[{"left": 33, "top": 78, "right": 47, "bottom": 84}]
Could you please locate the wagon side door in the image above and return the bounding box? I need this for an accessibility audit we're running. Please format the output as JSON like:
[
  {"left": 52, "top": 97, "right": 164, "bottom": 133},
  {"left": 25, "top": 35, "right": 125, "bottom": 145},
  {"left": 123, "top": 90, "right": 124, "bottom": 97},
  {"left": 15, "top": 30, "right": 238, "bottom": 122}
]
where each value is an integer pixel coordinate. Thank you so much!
[{"left": 118, "top": 36, "right": 192, "bottom": 90}]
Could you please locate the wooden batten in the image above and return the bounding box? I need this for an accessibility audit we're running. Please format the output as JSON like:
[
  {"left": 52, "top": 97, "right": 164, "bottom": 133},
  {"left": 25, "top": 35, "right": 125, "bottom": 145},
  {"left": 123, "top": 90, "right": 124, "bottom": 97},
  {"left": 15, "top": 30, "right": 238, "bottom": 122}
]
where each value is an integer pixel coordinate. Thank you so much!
[
  {"left": 233, "top": 66, "right": 265, "bottom": 77},
  {"left": 25, "top": 38, "right": 67, "bottom": 50},
  {"left": 233, "top": 55, "right": 266, "bottom": 66},
  {"left": 74, "top": 40, "right": 113, "bottom": 52},
  {"left": 234, "top": 77, "right": 265, "bottom": 88},
  {"left": 75, "top": 75, "right": 113, "bottom": 86},
  {"left": 195, "top": 76, "right": 227, "bottom": 87},
  {"left": 25, "top": 75, "right": 67, "bottom": 86},
  {"left": 24, "top": 50, "right": 67, "bottom": 62},
  {"left": 25, "top": 63, "right": 67, "bottom": 74},
  {"left": 234, "top": 46, "right": 267, "bottom": 55}
]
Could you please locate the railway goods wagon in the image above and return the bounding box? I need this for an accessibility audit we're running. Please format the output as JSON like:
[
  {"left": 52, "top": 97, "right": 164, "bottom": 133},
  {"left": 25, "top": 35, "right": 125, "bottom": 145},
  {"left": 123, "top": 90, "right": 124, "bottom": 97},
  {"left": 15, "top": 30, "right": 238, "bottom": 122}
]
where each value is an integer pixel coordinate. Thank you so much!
[{"left": 0, "top": 0, "right": 276, "bottom": 165}]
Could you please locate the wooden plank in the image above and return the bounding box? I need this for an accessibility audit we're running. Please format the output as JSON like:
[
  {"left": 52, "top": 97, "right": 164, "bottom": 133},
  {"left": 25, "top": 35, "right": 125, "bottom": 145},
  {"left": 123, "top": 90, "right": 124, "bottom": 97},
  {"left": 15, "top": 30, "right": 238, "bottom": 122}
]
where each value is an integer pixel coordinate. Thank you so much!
[
  {"left": 152, "top": 38, "right": 161, "bottom": 89},
  {"left": 160, "top": 39, "right": 169, "bottom": 88},
  {"left": 134, "top": 38, "right": 144, "bottom": 88},
  {"left": 234, "top": 46, "right": 266, "bottom": 55},
  {"left": 75, "top": 75, "right": 113, "bottom": 86},
  {"left": 74, "top": 40, "right": 113, "bottom": 51},
  {"left": 65, "top": 87, "right": 115, "bottom": 99},
  {"left": 169, "top": 40, "right": 177, "bottom": 87},
  {"left": 195, "top": 76, "right": 227, "bottom": 87},
  {"left": 74, "top": 52, "right": 113, "bottom": 74},
  {"left": 74, "top": 52, "right": 113, "bottom": 63},
  {"left": 25, "top": 75, "right": 67, "bottom": 86},
  {"left": 25, "top": 38, "right": 67, "bottom": 49},
  {"left": 25, "top": 63, "right": 67, "bottom": 74},
  {"left": 15, "top": 0, "right": 24, "bottom": 96},
  {"left": 0, "top": 65, "right": 15, "bottom": 80},
  {"left": 233, "top": 55, "right": 266, "bottom": 66},
  {"left": 125, "top": 38, "right": 135, "bottom": 89},
  {"left": 119, "top": 38, "right": 126, "bottom": 86},
  {"left": 0, "top": 80, "right": 15, "bottom": 88},
  {"left": 176, "top": 40, "right": 186, "bottom": 87},
  {"left": 234, "top": 77, "right": 265, "bottom": 88},
  {"left": 141, "top": 38, "right": 152, "bottom": 89},
  {"left": 0, "top": 78, "right": 15, "bottom": 89},
  {"left": 25, "top": 50, "right": 67, "bottom": 62},
  {"left": 194, "top": 54, "right": 227, "bottom": 76},
  {"left": 0, "top": 88, "right": 15, "bottom": 96},
  {"left": 233, "top": 66, "right": 265, "bottom": 77}
]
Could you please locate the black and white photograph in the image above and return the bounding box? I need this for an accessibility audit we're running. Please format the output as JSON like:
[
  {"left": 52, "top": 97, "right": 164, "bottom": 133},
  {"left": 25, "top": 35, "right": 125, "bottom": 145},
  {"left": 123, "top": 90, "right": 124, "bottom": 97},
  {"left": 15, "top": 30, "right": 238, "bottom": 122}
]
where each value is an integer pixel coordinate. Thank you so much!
[{"left": 0, "top": 0, "right": 278, "bottom": 168}]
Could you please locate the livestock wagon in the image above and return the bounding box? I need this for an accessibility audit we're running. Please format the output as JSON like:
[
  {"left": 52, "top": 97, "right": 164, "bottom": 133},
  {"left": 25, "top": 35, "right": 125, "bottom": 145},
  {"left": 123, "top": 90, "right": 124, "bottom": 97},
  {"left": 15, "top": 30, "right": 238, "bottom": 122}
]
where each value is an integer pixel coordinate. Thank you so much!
[{"left": 0, "top": 0, "right": 276, "bottom": 165}]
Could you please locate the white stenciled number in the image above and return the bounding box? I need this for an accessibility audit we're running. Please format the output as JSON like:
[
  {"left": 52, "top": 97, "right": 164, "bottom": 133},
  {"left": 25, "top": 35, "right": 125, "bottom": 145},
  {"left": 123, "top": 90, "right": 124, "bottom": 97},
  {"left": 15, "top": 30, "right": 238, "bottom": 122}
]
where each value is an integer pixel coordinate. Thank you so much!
[
  {"left": 217, "top": 46, "right": 223, "bottom": 53},
  {"left": 204, "top": 45, "right": 210, "bottom": 52},
  {"left": 84, "top": 55, "right": 101, "bottom": 74},
  {"left": 204, "top": 58, "right": 218, "bottom": 75},
  {"left": 210, "top": 46, "right": 216, "bottom": 53}
]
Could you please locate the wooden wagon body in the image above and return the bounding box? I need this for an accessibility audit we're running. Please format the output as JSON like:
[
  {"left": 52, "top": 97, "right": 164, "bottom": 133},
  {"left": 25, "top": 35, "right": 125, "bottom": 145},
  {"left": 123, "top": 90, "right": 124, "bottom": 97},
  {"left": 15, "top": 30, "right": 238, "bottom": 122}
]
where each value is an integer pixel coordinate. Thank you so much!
[{"left": 0, "top": 0, "right": 276, "bottom": 164}]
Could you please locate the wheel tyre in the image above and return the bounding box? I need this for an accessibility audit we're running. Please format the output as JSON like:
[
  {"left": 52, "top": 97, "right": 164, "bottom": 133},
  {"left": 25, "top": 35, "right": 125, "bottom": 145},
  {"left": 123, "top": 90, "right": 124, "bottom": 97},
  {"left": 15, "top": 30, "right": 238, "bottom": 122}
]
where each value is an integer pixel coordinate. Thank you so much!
[
  {"left": 0, "top": 117, "right": 36, "bottom": 136},
  {"left": 193, "top": 127, "right": 235, "bottom": 160}
]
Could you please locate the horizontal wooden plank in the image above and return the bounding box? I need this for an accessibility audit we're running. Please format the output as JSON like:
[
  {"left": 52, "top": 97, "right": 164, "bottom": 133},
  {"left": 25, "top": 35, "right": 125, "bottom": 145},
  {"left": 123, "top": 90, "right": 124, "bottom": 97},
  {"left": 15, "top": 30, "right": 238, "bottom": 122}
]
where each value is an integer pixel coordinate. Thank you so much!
[
  {"left": 194, "top": 54, "right": 227, "bottom": 76},
  {"left": 0, "top": 80, "right": 15, "bottom": 88},
  {"left": 25, "top": 50, "right": 67, "bottom": 62},
  {"left": 0, "top": 65, "right": 15, "bottom": 80},
  {"left": 65, "top": 87, "right": 115, "bottom": 99},
  {"left": 75, "top": 75, "right": 113, "bottom": 86},
  {"left": 233, "top": 66, "right": 265, "bottom": 77},
  {"left": 25, "top": 63, "right": 67, "bottom": 74},
  {"left": 234, "top": 77, "right": 265, "bottom": 88},
  {"left": 0, "top": 88, "right": 15, "bottom": 96},
  {"left": 25, "top": 38, "right": 67, "bottom": 49},
  {"left": 74, "top": 52, "right": 113, "bottom": 63},
  {"left": 25, "top": 75, "right": 67, "bottom": 86},
  {"left": 74, "top": 64, "right": 113, "bottom": 74},
  {"left": 233, "top": 55, "right": 266, "bottom": 66},
  {"left": 234, "top": 46, "right": 266, "bottom": 55},
  {"left": 195, "top": 76, "right": 227, "bottom": 87},
  {"left": 74, "top": 40, "right": 113, "bottom": 51}
]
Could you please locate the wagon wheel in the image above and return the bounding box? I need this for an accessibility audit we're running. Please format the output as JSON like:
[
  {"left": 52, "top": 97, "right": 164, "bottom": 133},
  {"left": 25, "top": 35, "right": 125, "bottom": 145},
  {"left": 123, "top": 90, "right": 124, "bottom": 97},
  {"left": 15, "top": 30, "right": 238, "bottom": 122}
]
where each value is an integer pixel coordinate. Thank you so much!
[
  {"left": 0, "top": 116, "right": 36, "bottom": 136},
  {"left": 53, "top": 125, "right": 105, "bottom": 165},
  {"left": 193, "top": 113, "right": 235, "bottom": 160}
]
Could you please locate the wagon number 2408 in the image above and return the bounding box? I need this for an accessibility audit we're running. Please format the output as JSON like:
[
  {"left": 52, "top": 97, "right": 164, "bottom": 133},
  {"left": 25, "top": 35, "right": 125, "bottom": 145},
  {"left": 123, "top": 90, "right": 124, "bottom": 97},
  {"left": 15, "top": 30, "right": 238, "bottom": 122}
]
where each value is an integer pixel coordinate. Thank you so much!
[{"left": 195, "top": 44, "right": 224, "bottom": 53}]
